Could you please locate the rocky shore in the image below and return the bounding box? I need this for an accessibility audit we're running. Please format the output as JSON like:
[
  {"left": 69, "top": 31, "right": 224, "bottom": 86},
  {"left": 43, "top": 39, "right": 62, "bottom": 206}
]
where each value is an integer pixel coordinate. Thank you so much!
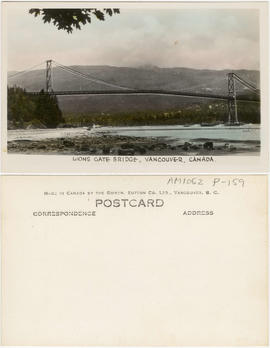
[{"left": 7, "top": 134, "right": 260, "bottom": 156}]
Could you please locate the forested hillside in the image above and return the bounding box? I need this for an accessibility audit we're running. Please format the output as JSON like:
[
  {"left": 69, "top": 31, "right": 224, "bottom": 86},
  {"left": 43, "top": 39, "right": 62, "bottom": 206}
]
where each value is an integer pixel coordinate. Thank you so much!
[{"left": 8, "top": 87, "right": 64, "bottom": 129}]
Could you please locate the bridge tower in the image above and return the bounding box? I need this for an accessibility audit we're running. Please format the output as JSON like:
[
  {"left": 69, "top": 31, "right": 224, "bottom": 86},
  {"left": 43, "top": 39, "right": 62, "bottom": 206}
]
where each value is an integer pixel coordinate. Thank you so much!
[
  {"left": 46, "top": 60, "right": 53, "bottom": 92},
  {"left": 227, "top": 72, "right": 239, "bottom": 124}
]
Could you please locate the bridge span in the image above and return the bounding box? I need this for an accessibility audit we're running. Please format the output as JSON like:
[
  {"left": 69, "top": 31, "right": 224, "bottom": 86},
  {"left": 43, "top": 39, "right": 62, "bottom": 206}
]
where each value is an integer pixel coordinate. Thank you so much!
[
  {"left": 8, "top": 59, "right": 260, "bottom": 124},
  {"left": 26, "top": 89, "right": 259, "bottom": 103}
]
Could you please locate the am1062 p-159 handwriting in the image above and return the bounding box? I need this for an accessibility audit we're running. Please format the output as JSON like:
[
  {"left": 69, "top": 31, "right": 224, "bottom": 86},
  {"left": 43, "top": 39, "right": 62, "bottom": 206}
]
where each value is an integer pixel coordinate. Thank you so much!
[{"left": 166, "top": 177, "right": 245, "bottom": 188}]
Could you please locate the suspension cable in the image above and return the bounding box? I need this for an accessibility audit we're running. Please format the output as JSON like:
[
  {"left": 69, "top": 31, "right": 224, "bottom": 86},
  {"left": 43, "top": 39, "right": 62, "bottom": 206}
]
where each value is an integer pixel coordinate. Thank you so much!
[
  {"left": 55, "top": 64, "right": 117, "bottom": 88},
  {"left": 8, "top": 61, "right": 45, "bottom": 79},
  {"left": 53, "top": 60, "right": 133, "bottom": 90},
  {"left": 233, "top": 73, "right": 260, "bottom": 95},
  {"left": 8, "top": 60, "right": 261, "bottom": 99},
  {"left": 55, "top": 64, "right": 130, "bottom": 91},
  {"left": 54, "top": 61, "right": 132, "bottom": 90}
]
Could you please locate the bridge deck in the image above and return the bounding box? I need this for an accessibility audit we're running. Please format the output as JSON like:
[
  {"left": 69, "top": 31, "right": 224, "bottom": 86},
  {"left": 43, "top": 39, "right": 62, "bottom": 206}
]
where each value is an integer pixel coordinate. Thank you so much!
[{"left": 26, "top": 89, "right": 260, "bottom": 102}]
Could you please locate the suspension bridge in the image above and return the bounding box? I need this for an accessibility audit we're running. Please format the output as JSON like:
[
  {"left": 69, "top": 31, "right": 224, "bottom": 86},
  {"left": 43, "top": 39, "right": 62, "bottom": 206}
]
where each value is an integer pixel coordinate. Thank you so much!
[{"left": 8, "top": 59, "right": 260, "bottom": 125}]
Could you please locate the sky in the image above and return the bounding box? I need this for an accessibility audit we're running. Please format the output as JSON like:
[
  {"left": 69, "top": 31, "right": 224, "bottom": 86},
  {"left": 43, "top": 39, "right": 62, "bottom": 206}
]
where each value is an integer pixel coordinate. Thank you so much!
[{"left": 6, "top": 5, "right": 260, "bottom": 71}]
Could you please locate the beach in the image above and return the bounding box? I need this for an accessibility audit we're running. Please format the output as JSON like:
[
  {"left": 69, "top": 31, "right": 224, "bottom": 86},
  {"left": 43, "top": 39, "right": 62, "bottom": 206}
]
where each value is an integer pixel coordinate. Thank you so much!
[{"left": 7, "top": 126, "right": 260, "bottom": 156}]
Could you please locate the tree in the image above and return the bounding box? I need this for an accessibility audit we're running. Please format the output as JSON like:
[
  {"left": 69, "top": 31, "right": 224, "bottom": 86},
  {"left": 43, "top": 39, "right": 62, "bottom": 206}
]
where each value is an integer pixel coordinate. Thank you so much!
[
  {"left": 8, "top": 87, "right": 35, "bottom": 126},
  {"left": 7, "top": 87, "right": 65, "bottom": 128},
  {"left": 34, "top": 90, "right": 64, "bottom": 128},
  {"left": 29, "top": 8, "right": 120, "bottom": 33}
]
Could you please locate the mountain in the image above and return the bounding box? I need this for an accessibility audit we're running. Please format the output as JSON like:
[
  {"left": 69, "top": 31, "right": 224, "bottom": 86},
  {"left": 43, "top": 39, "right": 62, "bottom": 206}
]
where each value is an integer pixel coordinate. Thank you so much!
[{"left": 8, "top": 65, "right": 260, "bottom": 114}]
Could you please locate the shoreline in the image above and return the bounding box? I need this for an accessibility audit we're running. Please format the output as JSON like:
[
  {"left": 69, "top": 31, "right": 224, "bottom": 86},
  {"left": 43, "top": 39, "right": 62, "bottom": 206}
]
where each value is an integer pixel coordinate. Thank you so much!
[{"left": 7, "top": 134, "right": 260, "bottom": 156}]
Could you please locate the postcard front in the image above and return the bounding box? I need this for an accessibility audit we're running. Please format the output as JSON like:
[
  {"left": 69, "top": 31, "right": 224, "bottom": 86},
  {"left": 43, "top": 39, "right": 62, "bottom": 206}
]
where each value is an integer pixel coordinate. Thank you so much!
[
  {"left": 1, "top": 175, "right": 268, "bottom": 345},
  {"left": 1, "top": 1, "right": 269, "bottom": 173}
]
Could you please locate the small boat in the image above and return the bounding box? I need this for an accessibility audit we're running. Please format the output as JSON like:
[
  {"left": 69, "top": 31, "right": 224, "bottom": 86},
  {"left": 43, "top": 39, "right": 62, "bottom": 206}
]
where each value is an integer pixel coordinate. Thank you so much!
[
  {"left": 87, "top": 124, "right": 101, "bottom": 131},
  {"left": 200, "top": 122, "right": 220, "bottom": 127},
  {"left": 224, "top": 122, "right": 245, "bottom": 127}
]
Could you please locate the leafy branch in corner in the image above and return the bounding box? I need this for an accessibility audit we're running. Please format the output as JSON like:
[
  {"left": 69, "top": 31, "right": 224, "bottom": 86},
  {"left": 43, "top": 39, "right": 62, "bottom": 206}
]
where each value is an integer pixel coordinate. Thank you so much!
[{"left": 29, "top": 9, "right": 120, "bottom": 33}]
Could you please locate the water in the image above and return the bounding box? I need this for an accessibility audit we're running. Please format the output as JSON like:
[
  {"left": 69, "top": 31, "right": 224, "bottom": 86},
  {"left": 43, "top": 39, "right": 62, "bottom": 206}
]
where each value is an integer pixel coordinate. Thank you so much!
[
  {"left": 8, "top": 124, "right": 260, "bottom": 143},
  {"left": 97, "top": 124, "right": 260, "bottom": 143}
]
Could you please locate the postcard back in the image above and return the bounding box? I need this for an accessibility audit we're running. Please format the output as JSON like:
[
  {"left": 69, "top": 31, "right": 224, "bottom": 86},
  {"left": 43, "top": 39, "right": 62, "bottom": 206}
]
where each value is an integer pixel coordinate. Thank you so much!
[{"left": 1, "top": 175, "right": 268, "bottom": 345}]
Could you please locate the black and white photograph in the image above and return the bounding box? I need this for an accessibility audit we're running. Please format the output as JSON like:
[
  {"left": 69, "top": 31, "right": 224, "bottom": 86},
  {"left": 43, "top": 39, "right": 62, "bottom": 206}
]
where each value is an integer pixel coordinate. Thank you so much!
[{"left": 5, "top": 3, "right": 263, "bottom": 157}]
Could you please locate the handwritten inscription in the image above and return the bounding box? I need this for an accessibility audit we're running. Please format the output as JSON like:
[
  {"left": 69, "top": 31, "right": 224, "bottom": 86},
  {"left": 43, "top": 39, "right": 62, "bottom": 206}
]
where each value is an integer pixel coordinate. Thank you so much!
[{"left": 166, "top": 177, "right": 245, "bottom": 188}]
